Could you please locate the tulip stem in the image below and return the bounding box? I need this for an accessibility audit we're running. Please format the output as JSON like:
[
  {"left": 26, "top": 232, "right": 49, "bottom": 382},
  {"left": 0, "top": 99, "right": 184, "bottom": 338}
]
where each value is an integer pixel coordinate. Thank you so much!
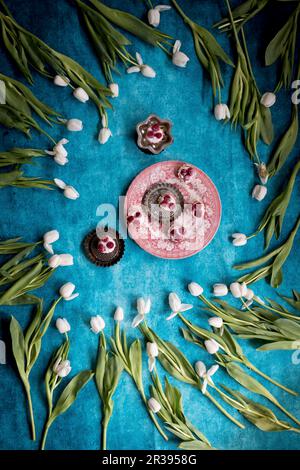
[
  {"left": 247, "top": 362, "right": 298, "bottom": 397},
  {"left": 25, "top": 386, "right": 36, "bottom": 441},
  {"left": 205, "top": 388, "right": 245, "bottom": 429},
  {"left": 102, "top": 421, "right": 108, "bottom": 451},
  {"left": 40, "top": 418, "right": 52, "bottom": 450}
]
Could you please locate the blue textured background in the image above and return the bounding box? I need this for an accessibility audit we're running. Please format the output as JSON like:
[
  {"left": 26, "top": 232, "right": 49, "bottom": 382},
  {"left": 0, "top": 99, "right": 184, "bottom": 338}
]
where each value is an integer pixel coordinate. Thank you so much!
[{"left": 0, "top": 0, "right": 299, "bottom": 451}]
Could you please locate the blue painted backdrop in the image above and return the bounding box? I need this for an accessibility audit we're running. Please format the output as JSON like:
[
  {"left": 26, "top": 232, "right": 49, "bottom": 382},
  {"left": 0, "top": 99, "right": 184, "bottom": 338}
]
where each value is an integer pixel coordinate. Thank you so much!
[{"left": 0, "top": 0, "right": 299, "bottom": 451}]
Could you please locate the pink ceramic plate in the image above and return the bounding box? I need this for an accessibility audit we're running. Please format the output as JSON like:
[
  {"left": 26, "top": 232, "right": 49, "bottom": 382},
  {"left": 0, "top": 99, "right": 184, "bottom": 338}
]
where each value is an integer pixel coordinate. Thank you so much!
[{"left": 125, "top": 161, "right": 221, "bottom": 259}]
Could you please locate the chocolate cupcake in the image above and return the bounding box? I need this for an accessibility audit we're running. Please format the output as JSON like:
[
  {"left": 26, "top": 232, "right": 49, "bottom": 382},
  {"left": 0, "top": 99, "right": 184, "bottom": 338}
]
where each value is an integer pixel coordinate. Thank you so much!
[
  {"left": 136, "top": 115, "right": 173, "bottom": 154},
  {"left": 83, "top": 228, "right": 124, "bottom": 267}
]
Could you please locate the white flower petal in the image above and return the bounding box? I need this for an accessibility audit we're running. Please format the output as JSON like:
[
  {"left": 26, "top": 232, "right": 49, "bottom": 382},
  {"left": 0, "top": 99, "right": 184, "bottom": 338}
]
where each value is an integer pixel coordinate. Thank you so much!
[
  {"left": 132, "top": 313, "right": 144, "bottom": 328},
  {"left": 127, "top": 66, "right": 141, "bottom": 74}
]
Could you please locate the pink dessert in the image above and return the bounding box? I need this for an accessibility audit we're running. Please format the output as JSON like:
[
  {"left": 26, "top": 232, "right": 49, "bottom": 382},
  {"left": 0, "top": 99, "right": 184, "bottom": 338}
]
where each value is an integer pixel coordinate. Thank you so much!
[
  {"left": 158, "top": 192, "right": 177, "bottom": 211},
  {"left": 97, "top": 236, "right": 116, "bottom": 254},
  {"left": 169, "top": 225, "right": 186, "bottom": 242},
  {"left": 177, "top": 164, "right": 195, "bottom": 182},
  {"left": 146, "top": 123, "right": 164, "bottom": 144}
]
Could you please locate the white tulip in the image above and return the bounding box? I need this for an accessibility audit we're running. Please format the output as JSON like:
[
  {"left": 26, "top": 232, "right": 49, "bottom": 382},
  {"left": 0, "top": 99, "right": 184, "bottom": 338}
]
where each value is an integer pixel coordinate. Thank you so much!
[
  {"left": 148, "top": 397, "right": 161, "bottom": 413},
  {"left": 98, "top": 115, "right": 112, "bottom": 144},
  {"left": 252, "top": 184, "right": 267, "bottom": 201},
  {"left": 98, "top": 127, "right": 112, "bottom": 144},
  {"left": 73, "top": 87, "right": 89, "bottom": 103},
  {"left": 48, "top": 253, "right": 74, "bottom": 268},
  {"left": 54, "top": 178, "right": 80, "bottom": 200},
  {"left": 132, "top": 297, "right": 151, "bottom": 328},
  {"left": 147, "top": 5, "right": 171, "bottom": 27},
  {"left": 46, "top": 138, "right": 69, "bottom": 165},
  {"left": 56, "top": 318, "right": 71, "bottom": 334},
  {"left": 137, "top": 297, "right": 151, "bottom": 315},
  {"left": 204, "top": 339, "right": 220, "bottom": 355},
  {"left": 188, "top": 282, "right": 203, "bottom": 297},
  {"left": 172, "top": 40, "right": 189, "bottom": 67},
  {"left": 147, "top": 342, "right": 159, "bottom": 358},
  {"left": 213, "top": 283, "right": 228, "bottom": 296},
  {"left": 59, "top": 282, "right": 79, "bottom": 301},
  {"left": 261, "top": 92, "right": 276, "bottom": 108},
  {"left": 127, "top": 52, "right": 156, "bottom": 78},
  {"left": 208, "top": 317, "right": 223, "bottom": 328},
  {"left": 195, "top": 361, "right": 219, "bottom": 394},
  {"left": 43, "top": 230, "right": 59, "bottom": 254},
  {"left": 90, "top": 315, "right": 105, "bottom": 334},
  {"left": 114, "top": 306, "right": 124, "bottom": 322},
  {"left": 109, "top": 83, "right": 119, "bottom": 98},
  {"left": 66, "top": 119, "right": 83, "bottom": 132},
  {"left": 53, "top": 358, "right": 72, "bottom": 378},
  {"left": 195, "top": 361, "right": 206, "bottom": 378},
  {"left": 167, "top": 292, "right": 192, "bottom": 320},
  {"left": 53, "top": 138, "right": 68, "bottom": 157},
  {"left": 147, "top": 342, "right": 159, "bottom": 372},
  {"left": 230, "top": 282, "right": 247, "bottom": 298},
  {"left": 244, "top": 288, "right": 254, "bottom": 301},
  {"left": 48, "top": 254, "right": 61, "bottom": 268},
  {"left": 54, "top": 75, "right": 70, "bottom": 87},
  {"left": 232, "top": 233, "right": 248, "bottom": 247},
  {"left": 256, "top": 162, "right": 269, "bottom": 185},
  {"left": 214, "top": 103, "right": 230, "bottom": 121}
]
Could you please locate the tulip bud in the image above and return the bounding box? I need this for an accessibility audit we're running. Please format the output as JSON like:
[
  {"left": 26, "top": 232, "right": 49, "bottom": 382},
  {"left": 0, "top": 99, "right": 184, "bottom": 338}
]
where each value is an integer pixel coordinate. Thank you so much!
[
  {"left": 66, "top": 119, "right": 83, "bottom": 132},
  {"left": 168, "top": 292, "right": 181, "bottom": 312},
  {"left": 137, "top": 297, "right": 151, "bottom": 315},
  {"left": 256, "top": 162, "right": 269, "bottom": 185},
  {"left": 204, "top": 339, "right": 220, "bottom": 354},
  {"left": 194, "top": 360, "right": 206, "bottom": 378},
  {"left": 232, "top": 233, "right": 248, "bottom": 247},
  {"left": 230, "top": 282, "right": 247, "bottom": 298},
  {"left": 252, "top": 184, "right": 267, "bottom": 201},
  {"left": 54, "top": 75, "right": 70, "bottom": 87},
  {"left": 208, "top": 317, "right": 223, "bottom": 328},
  {"left": 90, "top": 315, "right": 105, "bottom": 334},
  {"left": 147, "top": 342, "right": 159, "bottom": 358},
  {"left": 64, "top": 186, "right": 80, "bottom": 200},
  {"left": 43, "top": 230, "right": 59, "bottom": 254},
  {"left": 48, "top": 254, "right": 61, "bottom": 269},
  {"left": 172, "top": 40, "right": 189, "bottom": 68},
  {"left": 148, "top": 397, "right": 161, "bottom": 413},
  {"left": 59, "top": 282, "right": 79, "bottom": 301},
  {"left": 213, "top": 283, "right": 228, "bottom": 296},
  {"left": 148, "top": 8, "right": 160, "bottom": 27},
  {"left": 56, "top": 318, "right": 71, "bottom": 334},
  {"left": 109, "top": 83, "right": 119, "bottom": 98},
  {"left": 214, "top": 103, "right": 230, "bottom": 121},
  {"left": 260, "top": 92, "right": 276, "bottom": 108},
  {"left": 98, "top": 127, "right": 112, "bottom": 144},
  {"left": 141, "top": 65, "right": 156, "bottom": 78},
  {"left": 114, "top": 307, "right": 124, "bottom": 322},
  {"left": 53, "top": 358, "right": 71, "bottom": 377},
  {"left": 73, "top": 87, "right": 89, "bottom": 103},
  {"left": 188, "top": 282, "right": 203, "bottom": 297}
]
